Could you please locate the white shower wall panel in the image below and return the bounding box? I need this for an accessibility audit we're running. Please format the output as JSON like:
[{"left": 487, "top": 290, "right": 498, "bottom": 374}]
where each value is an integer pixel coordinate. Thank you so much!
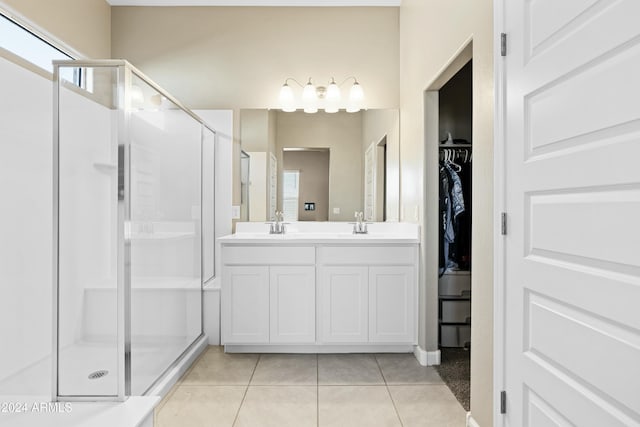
[
  {"left": 58, "top": 86, "right": 118, "bottom": 349},
  {"left": 0, "top": 56, "right": 54, "bottom": 398}
]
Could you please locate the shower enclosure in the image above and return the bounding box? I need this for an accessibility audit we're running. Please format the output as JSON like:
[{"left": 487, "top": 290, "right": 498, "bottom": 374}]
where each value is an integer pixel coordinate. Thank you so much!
[{"left": 53, "top": 60, "right": 214, "bottom": 400}]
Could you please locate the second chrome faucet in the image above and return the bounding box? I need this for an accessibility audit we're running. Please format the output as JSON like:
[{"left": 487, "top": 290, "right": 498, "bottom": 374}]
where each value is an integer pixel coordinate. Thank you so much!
[
  {"left": 352, "top": 211, "right": 369, "bottom": 234},
  {"left": 268, "top": 211, "right": 287, "bottom": 234}
]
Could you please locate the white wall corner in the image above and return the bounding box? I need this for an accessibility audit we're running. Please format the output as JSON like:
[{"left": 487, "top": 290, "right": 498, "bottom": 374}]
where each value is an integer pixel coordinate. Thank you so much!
[
  {"left": 413, "top": 346, "right": 441, "bottom": 366},
  {"left": 203, "top": 288, "right": 221, "bottom": 345},
  {"left": 466, "top": 412, "right": 480, "bottom": 427}
]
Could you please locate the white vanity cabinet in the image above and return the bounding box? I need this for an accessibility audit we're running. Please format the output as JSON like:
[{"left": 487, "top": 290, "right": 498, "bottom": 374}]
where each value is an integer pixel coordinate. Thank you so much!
[
  {"left": 318, "top": 246, "right": 417, "bottom": 345},
  {"left": 269, "top": 266, "right": 315, "bottom": 343},
  {"left": 319, "top": 266, "right": 369, "bottom": 343},
  {"left": 368, "top": 266, "right": 416, "bottom": 343},
  {"left": 221, "top": 246, "right": 315, "bottom": 344},
  {"left": 219, "top": 222, "right": 419, "bottom": 353},
  {"left": 222, "top": 266, "right": 270, "bottom": 343}
]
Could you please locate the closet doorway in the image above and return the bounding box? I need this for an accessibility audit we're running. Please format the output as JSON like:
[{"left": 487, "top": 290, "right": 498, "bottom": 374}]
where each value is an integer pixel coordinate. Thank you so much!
[{"left": 424, "top": 42, "right": 473, "bottom": 412}]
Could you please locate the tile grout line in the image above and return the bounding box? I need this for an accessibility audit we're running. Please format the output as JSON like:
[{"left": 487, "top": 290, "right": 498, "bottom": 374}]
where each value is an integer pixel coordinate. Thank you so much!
[
  {"left": 231, "top": 353, "right": 261, "bottom": 427},
  {"left": 375, "top": 354, "right": 404, "bottom": 427}
]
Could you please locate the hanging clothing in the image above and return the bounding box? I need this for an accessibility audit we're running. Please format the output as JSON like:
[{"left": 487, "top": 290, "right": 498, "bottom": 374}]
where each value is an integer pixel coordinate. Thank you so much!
[
  {"left": 444, "top": 163, "right": 465, "bottom": 219},
  {"left": 440, "top": 166, "right": 455, "bottom": 244},
  {"left": 439, "top": 159, "right": 468, "bottom": 275}
]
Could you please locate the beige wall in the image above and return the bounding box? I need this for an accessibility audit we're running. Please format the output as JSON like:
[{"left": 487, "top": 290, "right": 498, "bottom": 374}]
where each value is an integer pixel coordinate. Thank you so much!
[
  {"left": 111, "top": 6, "right": 399, "bottom": 110},
  {"left": 240, "top": 109, "right": 271, "bottom": 152},
  {"left": 1, "top": 0, "right": 111, "bottom": 58},
  {"left": 276, "top": 111, "right": 363, "bottom": 221},
  {"left": 283, "top": 151, "right": 330, "bottom": 222},
  {"left": 399, "top": 1, "right": 494, "bottom": 426}
]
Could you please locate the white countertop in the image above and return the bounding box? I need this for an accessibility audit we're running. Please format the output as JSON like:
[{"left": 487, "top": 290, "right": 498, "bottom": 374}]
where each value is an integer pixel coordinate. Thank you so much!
[{"left": 218, "top": 222, "right": 420, "bottom": 245}]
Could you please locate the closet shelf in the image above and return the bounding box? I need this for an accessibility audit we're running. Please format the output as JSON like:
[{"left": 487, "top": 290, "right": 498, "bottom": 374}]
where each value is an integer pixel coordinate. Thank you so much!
[
  {"left": 439, "top": 143, "right": 472, "bottom": 148},
  {"left": 439, "top": 295, "right": 472, "bottom": 301},
  {"left": 93, "top": 162, "right": 118, "bottom": 173}
]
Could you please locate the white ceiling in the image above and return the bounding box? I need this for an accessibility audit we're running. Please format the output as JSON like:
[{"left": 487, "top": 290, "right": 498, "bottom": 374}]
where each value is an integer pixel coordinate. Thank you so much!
[{"left": 106, "top": 0, "right": 400, "bottom": 6}]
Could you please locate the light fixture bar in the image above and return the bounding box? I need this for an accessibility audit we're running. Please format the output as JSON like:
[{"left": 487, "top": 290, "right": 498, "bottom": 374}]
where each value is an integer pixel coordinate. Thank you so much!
[{"left": 278, "top": 76, "right": 364, "bottom": 113}]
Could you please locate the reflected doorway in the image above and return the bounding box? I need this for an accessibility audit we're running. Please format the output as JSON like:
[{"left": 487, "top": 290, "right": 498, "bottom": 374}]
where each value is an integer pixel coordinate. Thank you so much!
[
  {"left": 240, "top": 150, "right": 250, "bottom": 222},
  {"left": 282, "top": 148, "right": 330, "bottom": 221}
]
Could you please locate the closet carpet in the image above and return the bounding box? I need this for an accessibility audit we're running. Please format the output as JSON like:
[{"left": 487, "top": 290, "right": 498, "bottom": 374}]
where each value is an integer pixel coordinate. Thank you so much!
[{"left": 435, "top": 348, "right": 470, "bottom": 411}]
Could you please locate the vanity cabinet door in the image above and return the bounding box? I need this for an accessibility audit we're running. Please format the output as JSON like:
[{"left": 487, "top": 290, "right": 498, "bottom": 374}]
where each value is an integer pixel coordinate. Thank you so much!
[
  {"left": 270, "top": 266, "right": 316, "bottom": 343},
  {"left": 222, "top": 266, "right": 269, "bottom": 344},
  {"left": 369, "top": 266, "right": 416, "bottom": 343},
  {"left": 319, "top": 266, "right": 369, "bottom": 343}
]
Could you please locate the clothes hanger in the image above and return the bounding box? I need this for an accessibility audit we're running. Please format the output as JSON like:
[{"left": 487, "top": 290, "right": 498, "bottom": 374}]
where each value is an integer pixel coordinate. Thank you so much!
[{"left": 446, "top": 149, "right": 462, "bottom": 172}]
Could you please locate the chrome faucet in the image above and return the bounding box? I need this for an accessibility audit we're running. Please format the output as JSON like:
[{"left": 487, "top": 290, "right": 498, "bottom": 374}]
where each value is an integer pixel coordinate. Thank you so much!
[
  {"left": 351, "top": 211, "right": 369, "bottom": 234},
  {"left": 268, "top": 211, "right": 287, "bottom": 234}
]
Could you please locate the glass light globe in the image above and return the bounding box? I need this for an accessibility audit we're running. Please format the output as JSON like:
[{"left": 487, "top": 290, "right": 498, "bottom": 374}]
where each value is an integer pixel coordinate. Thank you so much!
[
  {"left": 279, "top": 83, "right": 296, "bottom": 112},
  {"left": 325, "top": 80, "right": 341, "bottom": 113},
  {"left": 346, "top": 81, "right": 364, "bottom": 113},
  {"left": 302, "top": 80, "right": 318, "bottom": 113}
]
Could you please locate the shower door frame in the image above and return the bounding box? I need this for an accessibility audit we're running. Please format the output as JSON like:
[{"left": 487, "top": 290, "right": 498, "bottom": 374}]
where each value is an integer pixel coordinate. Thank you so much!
[{"left": 53, "top": 59, "right": 213, "bottom": 402}]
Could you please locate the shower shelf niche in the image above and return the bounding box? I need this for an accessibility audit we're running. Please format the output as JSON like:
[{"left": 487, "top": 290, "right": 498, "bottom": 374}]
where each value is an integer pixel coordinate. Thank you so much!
[{"left": 93, "top": 162, "right": 117, "bottom": 172}]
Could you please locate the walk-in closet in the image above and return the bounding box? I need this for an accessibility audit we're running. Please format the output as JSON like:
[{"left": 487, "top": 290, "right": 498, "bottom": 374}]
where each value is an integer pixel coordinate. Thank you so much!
[
  {"left": 436, "top": 59, "right": 472, "bottom": 409},
  {"left": 439, "top": 60, "right": 472, "bottom": 346}
]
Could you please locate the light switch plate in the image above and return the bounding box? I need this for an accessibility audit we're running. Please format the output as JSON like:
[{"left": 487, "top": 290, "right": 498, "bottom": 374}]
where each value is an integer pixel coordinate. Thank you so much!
[
  {"left": 231, "top": 205, "right": 241, "bottom": 219},
  {"left": 333, "top": 207, "right": 340, "bottom": 214}
]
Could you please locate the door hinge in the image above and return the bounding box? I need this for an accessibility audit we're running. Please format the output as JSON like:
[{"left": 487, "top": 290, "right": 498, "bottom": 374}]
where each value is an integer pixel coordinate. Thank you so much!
[
  {"left": 501, "top": 212, "right": 507, "bottom": 235},
  {"left": 500, "top": 390, "right": 507, "bottom": 414},
  {"left": 501, "top": 33, "right": 507, "bottom": 56}
]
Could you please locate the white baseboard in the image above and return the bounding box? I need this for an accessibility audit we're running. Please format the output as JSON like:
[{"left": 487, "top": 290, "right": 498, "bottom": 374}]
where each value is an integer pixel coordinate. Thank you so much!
[
  {"left": 413, "top": 345, "right": 441, "bottom": 366},
  {"left": 225, "top": 344, "right": 413, "bottom": 353},
  {"left": 466, "top": 412, "right": 480, "bottom": 427}
]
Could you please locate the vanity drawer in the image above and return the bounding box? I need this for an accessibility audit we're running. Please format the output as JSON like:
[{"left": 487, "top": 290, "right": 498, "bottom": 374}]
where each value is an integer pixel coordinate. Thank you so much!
[
  {"left": 223, "top": 246, "right": 315, "bottom": 265},
  {"left": 318, "top": 246, "right": 417, "bottom": 265},
  {"left": 441, "top": 300, "right": 471, "bottom": 324}
]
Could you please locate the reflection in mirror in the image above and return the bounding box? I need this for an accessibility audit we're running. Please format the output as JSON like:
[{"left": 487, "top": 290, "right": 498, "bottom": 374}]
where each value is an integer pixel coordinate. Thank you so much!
[
  {"left": 240, "top": 150, "right": 250, "bottom": 222},
  {"left": 283, "top": 148, "right": 329, "bottom": 221},
  {"left": 239, "top": 109, "right": 399, "bottom": 222}
]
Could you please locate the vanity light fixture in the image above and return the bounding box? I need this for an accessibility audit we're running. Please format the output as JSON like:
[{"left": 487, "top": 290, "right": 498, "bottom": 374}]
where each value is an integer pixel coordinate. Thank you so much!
[{"left": 278, "top": 76, "right": 365, "bottom": 113}]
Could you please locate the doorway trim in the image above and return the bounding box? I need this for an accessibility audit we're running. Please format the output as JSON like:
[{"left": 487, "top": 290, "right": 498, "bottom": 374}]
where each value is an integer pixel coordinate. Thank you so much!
[{"left": 420, "top": 37, "right": 473, "bottom": 368}]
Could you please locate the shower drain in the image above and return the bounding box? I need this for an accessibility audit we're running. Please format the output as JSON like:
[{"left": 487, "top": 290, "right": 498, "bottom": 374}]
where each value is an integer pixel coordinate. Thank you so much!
[{"left": 88, "top": 370, "right": 109, "bottom": 380}]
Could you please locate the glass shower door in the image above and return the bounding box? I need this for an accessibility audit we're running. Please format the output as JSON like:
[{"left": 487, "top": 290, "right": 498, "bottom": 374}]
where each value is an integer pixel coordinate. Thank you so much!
[
  {"left": 55, "top": 60, "right": 207, "bottom": 400},
  {"left": 128, "top": 73, "right": 203, "bottom": 395},
  {"left": 56, "top": 65, "right": 120, "bottom": 398}
]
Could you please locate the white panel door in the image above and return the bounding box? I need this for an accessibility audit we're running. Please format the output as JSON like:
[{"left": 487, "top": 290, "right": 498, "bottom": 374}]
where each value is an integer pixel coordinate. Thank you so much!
[
  {"left": 270, "top": 266, "right": 315, "bottom": 343},
  {"left": 364, "top": 143, "right": 375, "bottom": 221},
  {"left": 319, "top": 266, "right": 369, "bottom": 343},
  {"left": 222, "top": 266, "right": 269, "bottom": 344},
  {"left": 502, "top": 1, "right": 640, "bottom": 425},
  {"left": 269, "top": 152, "right": 277, "bottom": 220},
  {"left": 247, "top": 151, "right": 266, "bottom": 221},
  {"left": 369, "top": 266, "right": 415, "bottom": 343}
]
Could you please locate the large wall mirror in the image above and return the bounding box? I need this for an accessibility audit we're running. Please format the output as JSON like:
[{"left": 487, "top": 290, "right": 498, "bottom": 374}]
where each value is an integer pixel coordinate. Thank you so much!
[{"left": 240, "top": 109, "right": 400, "bottom": 222}]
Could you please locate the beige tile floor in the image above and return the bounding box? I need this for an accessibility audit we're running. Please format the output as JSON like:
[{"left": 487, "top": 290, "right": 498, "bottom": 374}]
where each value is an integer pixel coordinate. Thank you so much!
[{"left": 155, "top": 346, "right": 466, "bottom": 427}]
